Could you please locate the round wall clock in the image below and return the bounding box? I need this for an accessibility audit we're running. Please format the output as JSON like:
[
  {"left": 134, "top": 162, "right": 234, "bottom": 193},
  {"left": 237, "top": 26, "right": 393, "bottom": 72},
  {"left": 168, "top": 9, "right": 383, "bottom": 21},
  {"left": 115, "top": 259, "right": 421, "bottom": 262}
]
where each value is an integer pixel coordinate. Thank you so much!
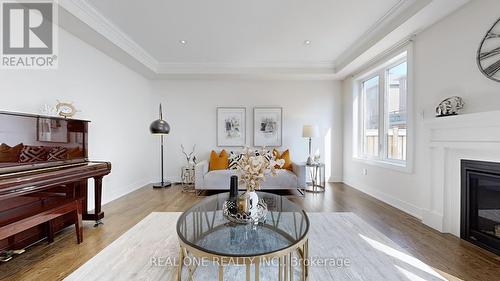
[
  {"left": 56, "top": 101, "right": 77, "bottom": 118},
  {"left": 477, "top": 17, "right": 500, "bottom": 82}
]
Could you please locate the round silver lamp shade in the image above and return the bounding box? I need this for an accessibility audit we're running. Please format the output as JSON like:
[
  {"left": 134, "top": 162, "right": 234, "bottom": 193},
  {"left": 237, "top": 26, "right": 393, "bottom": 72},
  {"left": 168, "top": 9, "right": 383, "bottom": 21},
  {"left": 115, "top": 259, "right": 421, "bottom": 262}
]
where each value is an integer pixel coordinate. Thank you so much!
[{"left": 149, "top": 119, "right": 170, "bottom": 135}]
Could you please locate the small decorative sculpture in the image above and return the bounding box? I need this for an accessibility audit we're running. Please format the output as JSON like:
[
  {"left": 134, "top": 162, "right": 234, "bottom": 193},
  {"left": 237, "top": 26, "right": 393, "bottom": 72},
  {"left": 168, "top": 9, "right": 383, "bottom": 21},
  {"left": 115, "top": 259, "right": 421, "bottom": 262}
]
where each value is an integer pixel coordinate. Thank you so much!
[
  {"left": 56, "top": 100, "right": 78, "bottom": 118},
  {"left": 435, "top": 96, "right": 464, "bottom": 117},
  {"left": 181, "top": 144, "right": 196, "bottom": 166},
  {"left": 40, "top": 104, "right": 58, "bottom": 116}
]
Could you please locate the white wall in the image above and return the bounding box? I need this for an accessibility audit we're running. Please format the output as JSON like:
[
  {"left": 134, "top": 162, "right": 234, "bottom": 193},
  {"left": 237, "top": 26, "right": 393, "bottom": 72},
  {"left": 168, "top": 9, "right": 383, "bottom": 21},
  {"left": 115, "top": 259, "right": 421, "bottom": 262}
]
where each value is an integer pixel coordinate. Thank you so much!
[
  {"left": 0, "top": 28, "right": 156, "bottom": 208},
  {"left": 342, "top": 0, "right": 500, "bottom": 231},
  {"left": 152, "top": 79, "right": 343, "bottom": 183}
]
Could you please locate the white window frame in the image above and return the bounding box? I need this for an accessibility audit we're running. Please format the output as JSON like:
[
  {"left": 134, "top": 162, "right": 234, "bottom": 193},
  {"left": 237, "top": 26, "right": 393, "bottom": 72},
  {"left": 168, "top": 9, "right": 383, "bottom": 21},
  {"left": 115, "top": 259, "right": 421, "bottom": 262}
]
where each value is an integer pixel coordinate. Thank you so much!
[{"left": 352, "top": 44, "right": 414, "bottom": 173}]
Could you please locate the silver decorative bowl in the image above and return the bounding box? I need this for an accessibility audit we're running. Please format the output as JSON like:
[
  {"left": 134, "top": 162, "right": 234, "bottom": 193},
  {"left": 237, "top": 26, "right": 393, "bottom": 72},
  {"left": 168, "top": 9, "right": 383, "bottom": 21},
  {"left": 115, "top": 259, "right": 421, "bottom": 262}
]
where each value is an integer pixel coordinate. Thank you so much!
[{"left": 223, "top": 199, "right": 268, "bottom": 224}]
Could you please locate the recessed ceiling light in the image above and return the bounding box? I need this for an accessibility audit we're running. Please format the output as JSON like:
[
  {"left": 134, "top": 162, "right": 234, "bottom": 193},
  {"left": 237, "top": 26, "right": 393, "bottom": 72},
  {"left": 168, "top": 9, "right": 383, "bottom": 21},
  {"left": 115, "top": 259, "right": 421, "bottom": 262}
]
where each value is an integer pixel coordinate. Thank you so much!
[
  {"left": 179, "top": 40, "right": 187, "bottom": 45},
  {"left": 304, "top": 40, "right": 311, "bottom": 45}
]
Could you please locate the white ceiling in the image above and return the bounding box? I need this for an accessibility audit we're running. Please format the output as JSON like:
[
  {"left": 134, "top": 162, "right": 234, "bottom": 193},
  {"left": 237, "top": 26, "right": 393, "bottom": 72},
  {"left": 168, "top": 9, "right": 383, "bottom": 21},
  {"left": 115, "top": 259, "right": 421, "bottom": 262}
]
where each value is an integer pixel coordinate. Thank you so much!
[
  {"left": 86, "top": 0, "right": 400, "bottom": 64},
  {"left": 59, "top": 0, "right": 470, "bottom": 78}
]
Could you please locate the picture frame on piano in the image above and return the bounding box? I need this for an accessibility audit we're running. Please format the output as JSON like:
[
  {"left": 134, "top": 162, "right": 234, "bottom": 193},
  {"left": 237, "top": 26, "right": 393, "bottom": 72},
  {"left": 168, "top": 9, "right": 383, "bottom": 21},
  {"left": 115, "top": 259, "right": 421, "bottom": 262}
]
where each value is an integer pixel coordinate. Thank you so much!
[{"left": 37, "top": 118, "right": 69, "bottom": 143}]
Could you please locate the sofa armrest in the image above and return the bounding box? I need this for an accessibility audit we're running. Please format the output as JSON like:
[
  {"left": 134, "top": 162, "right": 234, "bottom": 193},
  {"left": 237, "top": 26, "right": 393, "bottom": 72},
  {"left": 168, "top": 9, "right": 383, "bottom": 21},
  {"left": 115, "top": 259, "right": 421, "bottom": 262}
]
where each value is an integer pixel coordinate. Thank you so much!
[
  {"left": 195, "top": 160, "right": 209, "bottom": 189},
  {"left": 292, "top": 162, "right": 307, "bottom": 189}
]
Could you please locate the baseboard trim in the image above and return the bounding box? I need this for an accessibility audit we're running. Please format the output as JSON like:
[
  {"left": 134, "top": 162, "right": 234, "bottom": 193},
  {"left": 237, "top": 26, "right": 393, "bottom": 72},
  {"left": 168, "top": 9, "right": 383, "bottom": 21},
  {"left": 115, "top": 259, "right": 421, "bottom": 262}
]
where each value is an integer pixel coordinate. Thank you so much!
[
  {"left": 343, "top": 177, "right": 423, "bottom": 220},
  {"left": 328, "top": 176, "right": 343, "bottom": 183},
  {"left": 421, "top": 210, "right": 444, "bottom": 232}
]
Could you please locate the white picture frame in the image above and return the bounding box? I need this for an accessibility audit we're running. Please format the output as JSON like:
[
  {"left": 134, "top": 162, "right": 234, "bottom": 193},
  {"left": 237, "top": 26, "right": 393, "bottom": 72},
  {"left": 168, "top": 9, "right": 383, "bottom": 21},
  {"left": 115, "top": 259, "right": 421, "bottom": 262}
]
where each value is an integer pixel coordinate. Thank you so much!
[
  {"left": 217, "top": 107, "right": 246, "bottom": 147},
  {"left": 253, "top": 107, "right": 282, "bottom": 147}
]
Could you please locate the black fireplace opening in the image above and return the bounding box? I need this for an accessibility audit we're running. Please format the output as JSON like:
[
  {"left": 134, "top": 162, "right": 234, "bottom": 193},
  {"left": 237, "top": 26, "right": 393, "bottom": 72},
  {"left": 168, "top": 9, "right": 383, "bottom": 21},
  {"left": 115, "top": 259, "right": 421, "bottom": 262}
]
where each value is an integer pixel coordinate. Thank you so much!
[{"left": 461, "top": 160, "right": 500, "bottom": 255}]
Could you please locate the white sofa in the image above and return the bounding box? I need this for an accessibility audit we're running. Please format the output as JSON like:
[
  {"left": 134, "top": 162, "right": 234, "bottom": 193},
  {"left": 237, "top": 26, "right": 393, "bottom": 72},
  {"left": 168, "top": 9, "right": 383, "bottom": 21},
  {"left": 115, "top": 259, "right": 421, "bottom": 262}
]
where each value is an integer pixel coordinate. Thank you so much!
[{"left": 194, "top": 160, "right": 306, "bottom": 192}]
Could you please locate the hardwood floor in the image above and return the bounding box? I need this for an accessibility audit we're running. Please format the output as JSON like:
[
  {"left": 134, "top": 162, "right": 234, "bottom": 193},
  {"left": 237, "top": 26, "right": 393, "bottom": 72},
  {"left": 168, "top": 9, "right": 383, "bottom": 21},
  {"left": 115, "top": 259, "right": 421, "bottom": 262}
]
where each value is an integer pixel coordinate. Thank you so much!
[{"left": 1, "top": 183, "right": 499, "bottom": 281}]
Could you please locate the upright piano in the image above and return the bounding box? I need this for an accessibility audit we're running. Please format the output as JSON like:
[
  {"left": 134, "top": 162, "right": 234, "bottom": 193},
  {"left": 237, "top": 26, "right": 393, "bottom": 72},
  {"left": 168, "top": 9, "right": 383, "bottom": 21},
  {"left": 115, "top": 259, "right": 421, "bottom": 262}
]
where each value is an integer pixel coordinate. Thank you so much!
[{"left": 0, "top": 111, "right": 111, "bottom": 255}]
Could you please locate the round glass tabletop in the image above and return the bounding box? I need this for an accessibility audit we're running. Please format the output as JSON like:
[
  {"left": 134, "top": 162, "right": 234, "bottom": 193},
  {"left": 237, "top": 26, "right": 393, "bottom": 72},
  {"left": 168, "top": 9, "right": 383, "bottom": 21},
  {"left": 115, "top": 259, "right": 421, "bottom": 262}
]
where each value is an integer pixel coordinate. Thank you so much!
[{"left": 176, "top": 192, "right": 309, "bottom": 257}]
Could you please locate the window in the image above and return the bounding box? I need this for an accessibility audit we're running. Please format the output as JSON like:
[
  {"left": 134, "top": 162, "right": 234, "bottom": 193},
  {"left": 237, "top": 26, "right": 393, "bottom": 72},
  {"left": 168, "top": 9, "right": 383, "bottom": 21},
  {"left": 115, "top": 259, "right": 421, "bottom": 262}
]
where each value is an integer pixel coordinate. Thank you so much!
[{"left": 354, "top": 50, "right": 411, "bottom": 169}]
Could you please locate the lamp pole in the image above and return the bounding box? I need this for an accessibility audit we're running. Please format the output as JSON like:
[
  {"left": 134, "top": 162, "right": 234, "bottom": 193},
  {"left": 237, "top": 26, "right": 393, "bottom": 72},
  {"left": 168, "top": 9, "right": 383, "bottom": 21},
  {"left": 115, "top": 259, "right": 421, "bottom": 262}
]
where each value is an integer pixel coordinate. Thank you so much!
[
  {"left": 160, "top": 134, "right": 164, "bottom": 185},
  {"left": 150, "top": 103, "right": 171, "bottom": 188},
  {"left": 307, "top": 137, "right": 313, "bottom": 165}
]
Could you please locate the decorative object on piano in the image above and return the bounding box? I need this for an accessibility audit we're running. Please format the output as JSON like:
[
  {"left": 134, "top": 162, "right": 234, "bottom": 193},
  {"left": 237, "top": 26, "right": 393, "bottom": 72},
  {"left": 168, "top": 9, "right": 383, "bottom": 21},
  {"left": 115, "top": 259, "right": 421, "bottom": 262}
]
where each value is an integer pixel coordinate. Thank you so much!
[
  {"left": 302, "top": 125, "right": 319, "bottom": 165},
  {"left": 180, "top": 144, "right": 196, "bottom": 167},
  {"left": 37, "top": 118, "right": 68, "bottom": 143},
  {"left": 40, "top": 104, "right": 58, "bottom": 116},
  {"left": 150, "top": 104, "right": 172, "bottom": 188},
  {"left": 56, "top": 100, "right": 78, "bottom": 118},
  {"left": 226, "top": 147, "right": 283, "bottom": 222},
  {"left": 435, "top": 96, "right": 464, "bottom": 117},
  {"left": 477, "top": 17, "right": 500, "bottom": 82}
]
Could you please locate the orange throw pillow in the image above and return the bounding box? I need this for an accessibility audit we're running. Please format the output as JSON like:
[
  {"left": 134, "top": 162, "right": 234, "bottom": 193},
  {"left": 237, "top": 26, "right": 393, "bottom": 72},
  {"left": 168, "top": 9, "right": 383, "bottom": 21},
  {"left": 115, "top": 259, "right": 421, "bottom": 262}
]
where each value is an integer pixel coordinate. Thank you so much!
[
  {"left": 0, "top": 143, "right": 23, "bottom": 162},
  {"left": 273, "top": 149, "right": 293, "bottom": 171},
  {"left": 209, "top": 150, "right": 229, "bottom": 171}
]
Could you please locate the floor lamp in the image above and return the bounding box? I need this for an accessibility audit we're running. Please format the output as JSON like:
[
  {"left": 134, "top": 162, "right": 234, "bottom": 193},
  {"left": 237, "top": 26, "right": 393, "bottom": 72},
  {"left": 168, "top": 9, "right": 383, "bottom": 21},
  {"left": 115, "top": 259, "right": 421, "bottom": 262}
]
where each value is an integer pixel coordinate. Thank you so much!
[{"left": 150, "top": 104, "right": 172, "bottom": 188}]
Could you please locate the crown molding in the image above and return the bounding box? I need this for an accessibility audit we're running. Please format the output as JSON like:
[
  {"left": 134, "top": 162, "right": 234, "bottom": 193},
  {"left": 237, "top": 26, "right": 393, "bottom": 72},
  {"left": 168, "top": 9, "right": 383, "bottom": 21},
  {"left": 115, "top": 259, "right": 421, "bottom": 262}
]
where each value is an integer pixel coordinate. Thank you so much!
[
  {"left": 57, "top": 0, "right": 468, "bottom": 80},
  {"left": 58, "top": 0, "right": 159, "bottom": 72},
  {"left": 334, "top": 0, "right": 431, "bottom": 73},
  {"left": 156, "top": 61, "right": 335, "bottom": 74}
]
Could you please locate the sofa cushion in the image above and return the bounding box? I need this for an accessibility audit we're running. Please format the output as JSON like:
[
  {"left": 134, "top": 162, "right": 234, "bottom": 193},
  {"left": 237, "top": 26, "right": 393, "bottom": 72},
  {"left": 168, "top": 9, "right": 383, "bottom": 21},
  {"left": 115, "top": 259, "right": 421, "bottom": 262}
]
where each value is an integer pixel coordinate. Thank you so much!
[
  {"left": 203, "top": 169, "right": 297, "bottom": 189},
  {"left": 209, "top": 150, "right": 228, "bottom": 171},
  {"left": 204, "top": 169, "right": 239, "bottom": 188}
]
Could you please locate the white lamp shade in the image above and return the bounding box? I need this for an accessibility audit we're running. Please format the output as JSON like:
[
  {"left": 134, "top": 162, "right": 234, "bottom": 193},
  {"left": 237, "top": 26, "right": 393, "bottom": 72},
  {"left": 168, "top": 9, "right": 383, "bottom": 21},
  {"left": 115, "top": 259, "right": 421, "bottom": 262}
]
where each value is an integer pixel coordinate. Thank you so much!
[{"left": 302, "top": 125, "right": 319, "bottom": 138}]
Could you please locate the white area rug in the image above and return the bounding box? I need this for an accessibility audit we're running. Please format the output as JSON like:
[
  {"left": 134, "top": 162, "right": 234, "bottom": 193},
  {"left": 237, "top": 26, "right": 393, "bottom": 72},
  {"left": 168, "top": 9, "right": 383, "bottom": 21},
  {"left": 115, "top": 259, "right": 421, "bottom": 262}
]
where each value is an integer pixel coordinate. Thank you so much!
[{"left": 65, "top": 212, "right": 447, "bottom": 281}]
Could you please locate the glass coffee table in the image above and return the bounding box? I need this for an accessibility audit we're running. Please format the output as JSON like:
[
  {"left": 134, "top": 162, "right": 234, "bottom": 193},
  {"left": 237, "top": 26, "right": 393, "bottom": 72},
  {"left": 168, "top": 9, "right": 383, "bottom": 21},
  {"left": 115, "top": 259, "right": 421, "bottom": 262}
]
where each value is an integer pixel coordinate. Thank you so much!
[{"left": 176, "top": 192, "right": 310, "bottom": 281}]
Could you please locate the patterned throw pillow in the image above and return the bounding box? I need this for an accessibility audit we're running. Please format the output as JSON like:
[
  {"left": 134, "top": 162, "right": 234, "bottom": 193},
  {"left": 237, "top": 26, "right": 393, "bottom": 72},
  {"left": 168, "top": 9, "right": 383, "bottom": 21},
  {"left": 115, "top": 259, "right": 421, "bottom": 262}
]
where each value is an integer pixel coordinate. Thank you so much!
[
  {"left": 255, "top": 149, "right": 273, "bottom": 162},
  {"left": 47, "top": 147, "right": 68, "bottom": 161},
  {"left": 228, "top": 151, "right": 242, "bottom": 170},
  {"left": 19, "top": 146, "right": 48, "bottom": 163}
]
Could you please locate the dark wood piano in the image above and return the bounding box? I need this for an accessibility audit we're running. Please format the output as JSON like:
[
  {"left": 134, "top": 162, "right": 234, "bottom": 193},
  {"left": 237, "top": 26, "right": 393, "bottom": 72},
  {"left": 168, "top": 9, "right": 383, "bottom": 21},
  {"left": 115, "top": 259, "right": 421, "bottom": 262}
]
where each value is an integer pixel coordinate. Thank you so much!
[{"left": 0, "top": 111, "right": 111, "bottom": 260}]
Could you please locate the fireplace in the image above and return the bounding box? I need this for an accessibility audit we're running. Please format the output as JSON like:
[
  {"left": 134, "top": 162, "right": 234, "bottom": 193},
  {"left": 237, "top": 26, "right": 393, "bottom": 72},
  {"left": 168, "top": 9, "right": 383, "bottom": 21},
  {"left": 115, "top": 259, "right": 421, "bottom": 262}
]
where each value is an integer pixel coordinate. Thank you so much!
[{"left": 461, "top": 160, "right": 500, "bottom": 255}]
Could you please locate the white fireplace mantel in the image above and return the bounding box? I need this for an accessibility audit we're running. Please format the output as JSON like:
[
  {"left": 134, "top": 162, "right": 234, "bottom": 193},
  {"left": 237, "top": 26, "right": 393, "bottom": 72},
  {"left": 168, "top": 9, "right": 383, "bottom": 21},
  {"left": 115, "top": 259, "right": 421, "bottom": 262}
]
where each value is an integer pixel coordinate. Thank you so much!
[{"left": 422, "top": 111, "right": 500, "bottom": 236}]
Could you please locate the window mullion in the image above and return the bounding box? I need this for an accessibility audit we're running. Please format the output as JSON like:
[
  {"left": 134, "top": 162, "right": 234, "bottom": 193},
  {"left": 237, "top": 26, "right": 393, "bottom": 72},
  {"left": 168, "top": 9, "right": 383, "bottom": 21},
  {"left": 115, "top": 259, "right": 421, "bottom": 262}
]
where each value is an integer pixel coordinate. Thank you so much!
[{"left": 378, "top": 70, "right": 385, "bottom": 160}]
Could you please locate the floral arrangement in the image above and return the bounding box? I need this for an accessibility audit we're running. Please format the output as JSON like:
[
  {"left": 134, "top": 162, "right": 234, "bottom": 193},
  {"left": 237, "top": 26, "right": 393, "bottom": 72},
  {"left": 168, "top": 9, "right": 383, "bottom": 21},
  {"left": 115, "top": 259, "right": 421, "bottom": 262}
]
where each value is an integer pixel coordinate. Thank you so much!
[{"left": 235, "top": 147, "right": 285, "bottom": 192}]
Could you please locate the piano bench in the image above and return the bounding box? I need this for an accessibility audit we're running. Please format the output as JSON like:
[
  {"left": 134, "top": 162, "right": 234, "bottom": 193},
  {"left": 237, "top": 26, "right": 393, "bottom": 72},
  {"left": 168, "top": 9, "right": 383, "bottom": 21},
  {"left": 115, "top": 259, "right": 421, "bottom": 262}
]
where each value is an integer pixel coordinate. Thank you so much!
[{"left": 0, "top": 198, "right": 83, "bottom": 245}]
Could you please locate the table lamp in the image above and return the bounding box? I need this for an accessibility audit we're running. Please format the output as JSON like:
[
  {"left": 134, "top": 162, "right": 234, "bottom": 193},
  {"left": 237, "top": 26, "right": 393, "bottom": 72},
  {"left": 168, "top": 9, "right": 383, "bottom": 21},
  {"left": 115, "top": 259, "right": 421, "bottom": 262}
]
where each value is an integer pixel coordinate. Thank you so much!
[
  {"left": 302, "top": 125, "right": 319, "bottom": 165},
  {"left": 150, "top": 103, "right": 171, "bottom": 188}
]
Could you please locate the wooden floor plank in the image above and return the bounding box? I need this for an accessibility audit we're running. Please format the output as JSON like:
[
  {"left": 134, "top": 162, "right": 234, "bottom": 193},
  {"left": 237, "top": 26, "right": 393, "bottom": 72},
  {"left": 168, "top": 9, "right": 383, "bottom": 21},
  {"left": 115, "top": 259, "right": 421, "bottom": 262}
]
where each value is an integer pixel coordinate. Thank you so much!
[{"left": 0, "top": 183, "right": 499, "bottom": 281}]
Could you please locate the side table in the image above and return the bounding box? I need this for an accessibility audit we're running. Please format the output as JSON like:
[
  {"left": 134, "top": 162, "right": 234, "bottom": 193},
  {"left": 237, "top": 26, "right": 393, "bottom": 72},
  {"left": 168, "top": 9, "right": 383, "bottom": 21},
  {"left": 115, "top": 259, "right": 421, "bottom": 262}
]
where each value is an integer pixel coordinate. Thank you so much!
[
  {"left": 304, "top": 163, "right": 325, "bottom": 193},
  {"left": 180, "top": 166, "right": 195, "bottom": 193}
]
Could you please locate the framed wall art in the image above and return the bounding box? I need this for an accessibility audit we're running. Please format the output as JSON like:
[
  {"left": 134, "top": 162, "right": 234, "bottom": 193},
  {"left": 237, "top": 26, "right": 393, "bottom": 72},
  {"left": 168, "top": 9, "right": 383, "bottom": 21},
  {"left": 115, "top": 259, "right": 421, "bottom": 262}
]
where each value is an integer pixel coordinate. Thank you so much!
[
  {"left": 216, "top": 107, "right": 246, "bottom": 147},
  {"left": 253, "top": 107, "right": 282, "bottom": 147}
]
